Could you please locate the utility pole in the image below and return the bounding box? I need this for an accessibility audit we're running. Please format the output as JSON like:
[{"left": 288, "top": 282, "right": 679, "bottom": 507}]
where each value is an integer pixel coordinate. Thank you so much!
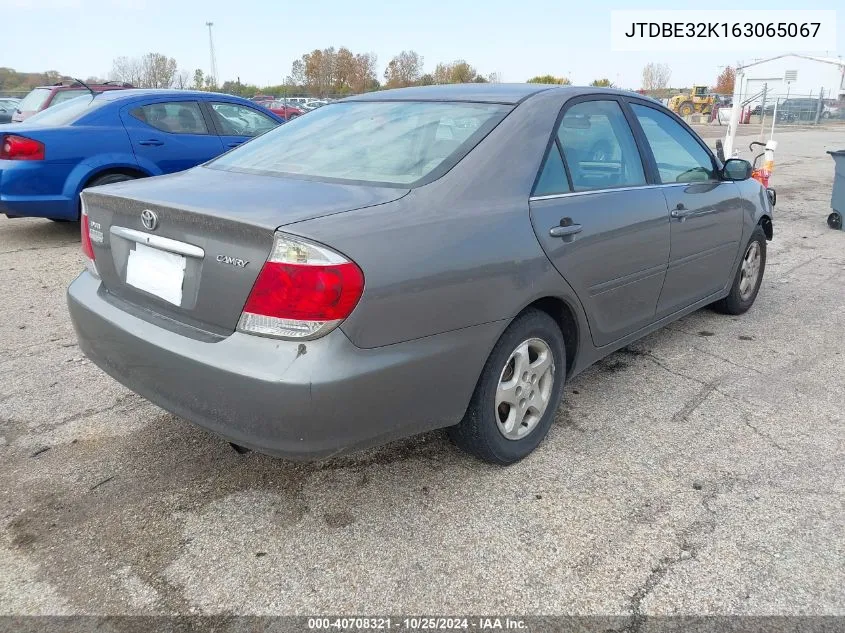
[{"left": 206, "top": 21, "right": 218, "bottom": 88}]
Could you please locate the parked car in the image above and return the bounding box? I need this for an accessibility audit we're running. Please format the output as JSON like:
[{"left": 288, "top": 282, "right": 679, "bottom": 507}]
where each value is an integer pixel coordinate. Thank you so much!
[
  {"left": 265, "top": 101, "right": 303, "bottom": 120},
  {"left": 11, "top": 80, "right": 133, "bottom": 123},
  {"left": 0, "top": 89, "right": 283, "bottom": 221},
  {"left": 0, "top": 98, "right": 20, "bottom": 124},
  {"left": 822, "top": 100, "right": 843, "bottom": 119},
  {"left": 301, "top": 99, "right": 330, "bottom": 111},
  {"left": 68, "top": 84, "right": 774, "bottom": 465}
]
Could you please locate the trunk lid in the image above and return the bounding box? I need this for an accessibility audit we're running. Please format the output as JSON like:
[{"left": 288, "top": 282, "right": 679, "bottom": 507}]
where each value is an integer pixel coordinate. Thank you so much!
[{"left": 84, "top": 166, "right": 408, "bottom": 335}]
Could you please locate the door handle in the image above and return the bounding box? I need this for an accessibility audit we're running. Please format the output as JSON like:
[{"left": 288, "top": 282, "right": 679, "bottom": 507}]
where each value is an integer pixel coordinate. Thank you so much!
[
  {"left": 227, "top": 141, "right": 244, "bottom": 148},
  {"left": 138, "top": 139, "right": 164, "bottom": 146},
  {"left": 670, "top": 203, "right": 692, "bottom": 220},
  {"left": 549, "top": 223, "right": 583, "bottom": 238}
]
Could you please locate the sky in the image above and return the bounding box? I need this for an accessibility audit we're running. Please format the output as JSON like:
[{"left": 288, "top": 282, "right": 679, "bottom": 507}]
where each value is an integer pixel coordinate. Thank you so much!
[{"left": 1, "top": 0, "right": 842, "bottom": 89}]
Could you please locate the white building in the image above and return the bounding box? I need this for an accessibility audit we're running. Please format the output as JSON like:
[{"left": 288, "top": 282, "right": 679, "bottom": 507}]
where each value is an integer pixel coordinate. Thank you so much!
[{"left": 736, "top": 53, "right": 844, "bottom": 102}]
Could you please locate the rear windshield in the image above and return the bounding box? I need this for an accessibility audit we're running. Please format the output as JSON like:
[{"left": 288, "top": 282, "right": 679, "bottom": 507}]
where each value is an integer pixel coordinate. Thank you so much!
[
  {"left": 207, "top": 101, "right": 511, "bottom": 187},
  {"left": 17, "top": 88, "right": 51, "bottom": 112},
  {"left": 25, "top": 95, "right": 102, "bottom": 126}
]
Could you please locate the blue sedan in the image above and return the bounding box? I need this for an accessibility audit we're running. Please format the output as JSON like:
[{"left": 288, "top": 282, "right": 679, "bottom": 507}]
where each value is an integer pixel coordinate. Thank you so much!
[{"left": 0, "top": 89, "right": 284, "bottom": 221}]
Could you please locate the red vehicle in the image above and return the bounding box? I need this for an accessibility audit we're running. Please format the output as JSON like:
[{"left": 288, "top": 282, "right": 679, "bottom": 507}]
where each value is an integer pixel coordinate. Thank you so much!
[
  {"left": 12, "top": 80, "right": 133, "bottom": 122},
  {"left": 265, "top": 100, "right": 303, "bottom": 121}
]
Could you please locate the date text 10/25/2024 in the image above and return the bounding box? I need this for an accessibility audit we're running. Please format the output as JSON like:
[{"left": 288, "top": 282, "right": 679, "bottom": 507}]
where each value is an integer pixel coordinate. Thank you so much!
[{"left": 307, "top": 617, "right": 527, "bottom": 630}]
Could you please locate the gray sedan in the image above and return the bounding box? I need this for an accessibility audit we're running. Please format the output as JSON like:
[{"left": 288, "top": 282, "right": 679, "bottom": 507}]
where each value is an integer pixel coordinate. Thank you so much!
[{"left": 68, "top": 84, "right": 774, "bottom": 464}]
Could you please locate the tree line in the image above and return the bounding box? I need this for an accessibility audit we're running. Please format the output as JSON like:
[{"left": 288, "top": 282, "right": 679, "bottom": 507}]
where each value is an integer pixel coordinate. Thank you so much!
[{"left": 3, "top": 55, "right": 736, "bottom": 101}]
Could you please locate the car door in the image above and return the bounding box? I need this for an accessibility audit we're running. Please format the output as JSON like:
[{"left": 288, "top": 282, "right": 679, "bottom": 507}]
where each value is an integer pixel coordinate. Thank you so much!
[
  {"left": 529, "top": 97, "right": 670, "bottom": 348},
  {"left": 628, "top": 102, "right": 743, "bottom": 316},
  {"left": 205, "top": 101, "right": 281, "bottom": 150},
  {"left": 120, "top": 100, "right": 224, "bottom": 174}
]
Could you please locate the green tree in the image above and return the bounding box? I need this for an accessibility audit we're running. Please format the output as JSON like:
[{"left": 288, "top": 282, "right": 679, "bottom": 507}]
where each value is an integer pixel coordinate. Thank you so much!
[
  {"left": 590, "top": 78, "right": 613, "bottom": 87},
  {"left": 527, "top": 75, "right": 571, "bottom": 85},
  {"left": 193, "top": 68, "right": 204, "bottom": 90},
  {"left": 433, "top": 60, "right": 479, "bottom": 84}
]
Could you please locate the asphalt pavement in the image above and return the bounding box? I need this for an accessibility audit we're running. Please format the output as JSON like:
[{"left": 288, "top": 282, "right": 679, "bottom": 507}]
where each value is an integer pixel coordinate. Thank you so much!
[{"left": 0, "top": 127, "right": 843, "bottom": 620}]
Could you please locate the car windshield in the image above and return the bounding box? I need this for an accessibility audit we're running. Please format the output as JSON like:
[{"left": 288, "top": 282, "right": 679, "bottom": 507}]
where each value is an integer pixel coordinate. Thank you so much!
[
  {"left": 17, "top": 88, "right": 51, "bottom": 112},
  {"left": 25, "top": 94, "right": 101, "bottom": 126},
  {"left": 207, "top": 101, "right": 511, "bottom": 186}
]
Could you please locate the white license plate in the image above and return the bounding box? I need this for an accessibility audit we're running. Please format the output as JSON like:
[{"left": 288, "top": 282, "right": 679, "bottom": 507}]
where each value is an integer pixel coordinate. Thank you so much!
[{"left": 125, "top": 243, "right": 186, "bottom": 306}]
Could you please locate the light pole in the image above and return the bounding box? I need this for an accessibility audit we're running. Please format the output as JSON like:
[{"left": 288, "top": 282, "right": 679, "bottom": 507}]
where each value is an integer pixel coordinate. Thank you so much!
[{"left": 206, "top": 21, "right": 218, "bottom": 88}]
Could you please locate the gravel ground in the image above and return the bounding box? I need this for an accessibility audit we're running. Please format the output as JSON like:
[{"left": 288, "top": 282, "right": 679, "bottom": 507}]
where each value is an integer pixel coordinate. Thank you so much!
[{"left": 0, "top": 127, "right": 843, "bottom": 619}]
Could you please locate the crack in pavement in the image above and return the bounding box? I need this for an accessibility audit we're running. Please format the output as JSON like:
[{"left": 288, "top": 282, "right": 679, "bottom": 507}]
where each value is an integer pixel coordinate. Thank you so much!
[
  {"left": 777, "top": 254, "right": 823, "bottom": 279},
  {"left": 670, "top": 379, "right": 721, "bottom": 425},
  {"left": 642, "top": 352, "right": 710, "bottom": 386},
  {"left": 642, "top": 355, "right": 790, "bottom": 453},
  {"left": 620, "top": 484, "right": 721, "bottom": 633},
  {"left": 740, "top": 412, "right": 790, "bottom": 453}
]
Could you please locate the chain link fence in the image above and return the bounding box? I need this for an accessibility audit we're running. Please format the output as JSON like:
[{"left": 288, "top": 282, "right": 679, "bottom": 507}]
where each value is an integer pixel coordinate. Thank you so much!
[{"left": 748, "top": 91, "right": 843, "bottom": 125}]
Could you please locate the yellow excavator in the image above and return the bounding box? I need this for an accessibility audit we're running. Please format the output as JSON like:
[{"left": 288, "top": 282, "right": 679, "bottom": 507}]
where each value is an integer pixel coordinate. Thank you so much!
[{"left": 668, "top": 85, "right": 717, "bottom": 117}]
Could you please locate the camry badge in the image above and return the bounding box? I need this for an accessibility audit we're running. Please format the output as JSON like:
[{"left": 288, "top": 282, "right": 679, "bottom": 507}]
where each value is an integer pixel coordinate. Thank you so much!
[
  {"left": 216, "top": 254, "right": 249, "bottom": 268},
  {"left": 141, "top": 209, "right": 158, "bottom": 231}
]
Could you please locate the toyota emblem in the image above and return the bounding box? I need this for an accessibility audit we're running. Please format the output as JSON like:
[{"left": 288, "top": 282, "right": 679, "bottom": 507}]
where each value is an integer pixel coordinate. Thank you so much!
[{"left": 141, "top": 209, "right": 158, "bottom": 231}]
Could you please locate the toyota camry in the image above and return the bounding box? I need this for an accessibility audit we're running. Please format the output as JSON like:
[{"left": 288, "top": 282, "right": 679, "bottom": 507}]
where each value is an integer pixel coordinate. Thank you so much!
[{"left": 67, "top": 84, "right": 774, "bottom": 464}]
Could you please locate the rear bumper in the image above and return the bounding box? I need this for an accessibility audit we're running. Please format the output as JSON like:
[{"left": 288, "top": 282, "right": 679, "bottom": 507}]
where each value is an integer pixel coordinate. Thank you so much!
[
  {"left": 0, "top": 160, "right": 77, "bottom": 220},
  {"left": 67, "top": 271, "right": 503, "bottom": 460},
  {"left": 0, "top": 195, "right": 76, "bottom": 219}
]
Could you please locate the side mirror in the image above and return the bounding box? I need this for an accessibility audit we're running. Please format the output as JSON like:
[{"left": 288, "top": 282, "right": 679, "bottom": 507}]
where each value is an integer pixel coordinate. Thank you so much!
[
  {"left": 722, "top": 158, "right": 752, "bottom": 181},
  {"left": 766, "top": 187, "right": 776, "bottom": 207}
]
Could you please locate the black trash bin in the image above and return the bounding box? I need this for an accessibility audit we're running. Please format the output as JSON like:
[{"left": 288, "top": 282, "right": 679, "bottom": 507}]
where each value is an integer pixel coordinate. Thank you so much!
[{"left": 828, "top": 150, "right": 845, "bottom": 230}]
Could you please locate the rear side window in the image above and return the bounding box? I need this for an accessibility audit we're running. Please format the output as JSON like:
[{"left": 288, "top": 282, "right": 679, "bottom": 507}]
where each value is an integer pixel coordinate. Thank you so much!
[
  {"left": 209, "top": 102, "right": 278, "bottom": 137},
  {"left": 17, "top": 88, "right": 51, "bottom": 112},
  {"left": 557, "top": 100, "right": 646, "bottom": 191},
  {"left": 25, "top": 95, "right": 102, "bottom": 126},
  {"left": 51, "top": 89, "right": 89, "bottom": 106},
  {"left": 630, "top": 104, "right": 716, "bottom": 183},
  {"left": 130, "top": 102, "right": 208, "bottom": 135},
  {"left": 533, "top": 145, "right": 570, "bottom": 196}
]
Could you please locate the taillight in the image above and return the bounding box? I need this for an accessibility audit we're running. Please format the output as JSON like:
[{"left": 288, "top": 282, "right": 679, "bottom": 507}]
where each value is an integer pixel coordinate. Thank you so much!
[
  {"left": 80, "top": 200, "right": 99, "bottom": 277},
  {"left": 238, "top": 233, "right": 364, "bottom": 340},
  {"left": 0, "top": 135, "right": 45, "bottom": 160}
]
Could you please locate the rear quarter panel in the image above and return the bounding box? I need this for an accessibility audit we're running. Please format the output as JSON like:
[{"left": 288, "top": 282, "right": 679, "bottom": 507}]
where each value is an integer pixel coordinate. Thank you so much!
[{"left": 1, "top": 126, "right": 132, "bottom": 199}]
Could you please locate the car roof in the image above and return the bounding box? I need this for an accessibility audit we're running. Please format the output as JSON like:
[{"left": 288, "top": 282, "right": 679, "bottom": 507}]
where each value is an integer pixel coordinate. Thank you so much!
[
  {"left": 342, "top": 84, "right": 640, "bottom": 105},
  {"left": 94, "top": 89, "right": 236, "bottom": 102},
  {"left": 33, "top": 83, "right": 127, "bottom": 91}
]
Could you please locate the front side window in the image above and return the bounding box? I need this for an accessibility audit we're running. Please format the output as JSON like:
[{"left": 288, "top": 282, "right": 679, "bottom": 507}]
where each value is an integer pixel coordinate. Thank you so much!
[
  {"left": 557, "top": 100, "right": 646, "bottom": 191},
  {"left": 630, "top": 104, "right": 716, "bottom": 183},
  {"left": 210, "top": 103, "right": 279, "bottom": 137},
  {"left": 130, "top": 102, "right": 208, "bottom": 135},
  {"left": 207, "top": 101, "right": 510, "bottom": 187}
]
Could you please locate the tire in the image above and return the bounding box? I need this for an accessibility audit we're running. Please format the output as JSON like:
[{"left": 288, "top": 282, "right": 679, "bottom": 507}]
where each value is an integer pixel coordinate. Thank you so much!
[
  {"left": 448, "top": 309, "right": 566, "bottom": 465},
  {"left": 87, "top": 172, "right": 137, "bottom": 188},
  {"left": 678, "top": 102, "right": 695, "bottom": 117},
  {"left": 713, "top": 225, "right": 767, "bottom": 315}
]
